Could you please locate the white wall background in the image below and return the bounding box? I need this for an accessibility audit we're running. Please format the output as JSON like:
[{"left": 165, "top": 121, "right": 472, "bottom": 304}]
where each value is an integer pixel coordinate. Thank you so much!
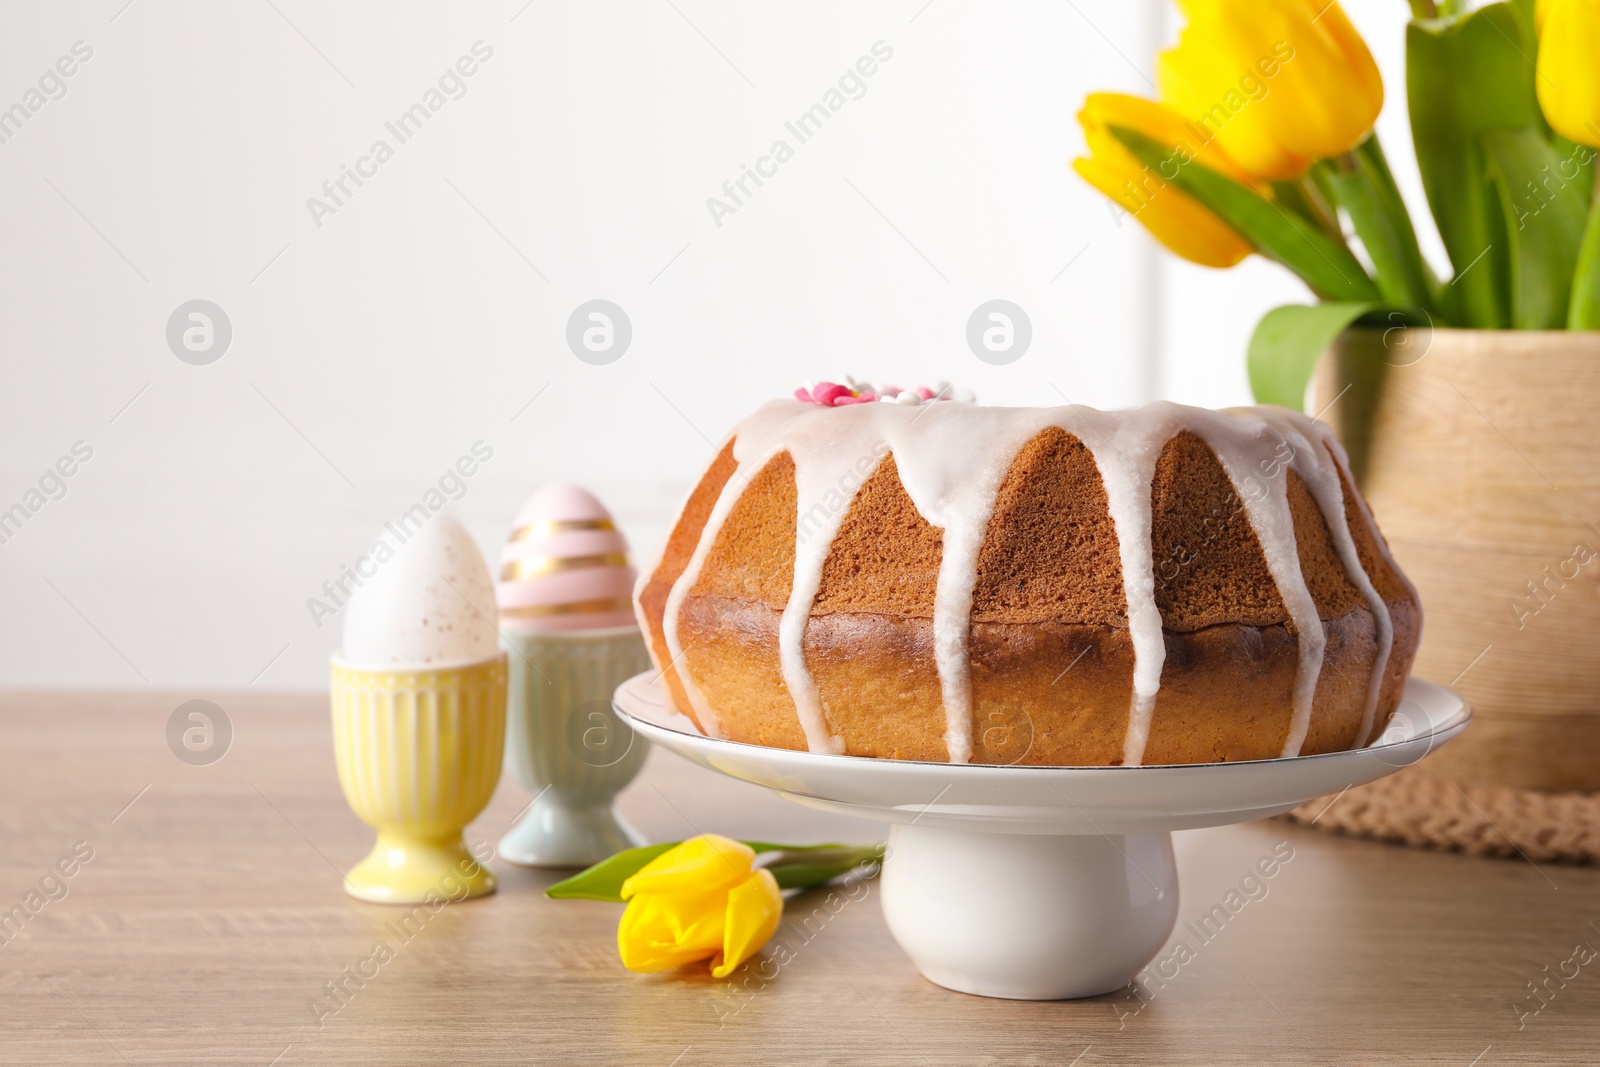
[{"left": 0, "top": 0, "right": 1421, "bottom": 691}]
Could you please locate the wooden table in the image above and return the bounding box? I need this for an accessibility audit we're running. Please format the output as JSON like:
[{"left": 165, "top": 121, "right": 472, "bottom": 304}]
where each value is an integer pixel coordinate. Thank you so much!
[{"left": 1, "top": 690, "right": 1595, "bottom": 1066}]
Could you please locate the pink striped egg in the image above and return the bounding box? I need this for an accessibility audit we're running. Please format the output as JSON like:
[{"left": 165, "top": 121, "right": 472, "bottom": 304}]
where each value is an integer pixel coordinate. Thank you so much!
[{"left": 497, "top": 484, "right": 637, "bottom": 632}]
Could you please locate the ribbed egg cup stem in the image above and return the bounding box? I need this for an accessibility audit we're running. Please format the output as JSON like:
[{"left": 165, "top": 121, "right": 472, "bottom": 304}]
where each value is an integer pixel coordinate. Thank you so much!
[
  {"left": 330, "top": 654, "right": 507, "bottom": 904},
  {"left": 498, "top": 626, "right": 652, "bottom": 868}
]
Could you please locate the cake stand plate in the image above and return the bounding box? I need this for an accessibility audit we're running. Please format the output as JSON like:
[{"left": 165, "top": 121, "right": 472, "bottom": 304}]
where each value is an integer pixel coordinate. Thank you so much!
[{"left": 613, "top": 674, "right": 1470, "bottom": 1000}]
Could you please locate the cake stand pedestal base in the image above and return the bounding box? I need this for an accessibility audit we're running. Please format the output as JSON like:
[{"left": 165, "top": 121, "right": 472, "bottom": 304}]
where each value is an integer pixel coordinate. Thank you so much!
[
  {"left": 881, "top": 824, "right": 1177, "bottom": 1000},
  {"left": 612, "top": 672, "right": 1470, "bottom": 1001}
]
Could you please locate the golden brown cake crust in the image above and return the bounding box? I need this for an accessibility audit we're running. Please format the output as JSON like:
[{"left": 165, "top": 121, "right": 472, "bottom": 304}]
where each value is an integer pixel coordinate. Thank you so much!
[
  {"left": 814, "top": 454, "right": 943, "bottom": 618},
  {"left": 674, "top": 598, "right": 1413, "bottom": 765},
  {"left": 637, "top": 406, "right": 1423, "bottom": 765},
  {"left": 637, "top": 439, "right": 738, "bottom": 730},
  {"left": 972, "top": 427, "right": 1127, "bottom": 626}
]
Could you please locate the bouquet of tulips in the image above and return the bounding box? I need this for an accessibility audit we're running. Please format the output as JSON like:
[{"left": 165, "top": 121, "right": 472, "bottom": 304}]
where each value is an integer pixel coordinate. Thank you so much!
[{"left": 1074, "top": 0, "right": 1600, "bottom": 409}]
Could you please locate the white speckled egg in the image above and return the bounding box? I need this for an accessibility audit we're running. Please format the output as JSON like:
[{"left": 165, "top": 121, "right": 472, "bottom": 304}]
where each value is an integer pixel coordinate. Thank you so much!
[{"left": 342, "top": 513, "right": 499, "bottom": 668}]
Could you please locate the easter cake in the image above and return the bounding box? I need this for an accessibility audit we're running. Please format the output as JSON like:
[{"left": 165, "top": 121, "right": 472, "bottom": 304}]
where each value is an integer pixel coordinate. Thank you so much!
[{"left": 635, "top": 383, "right": 1421, "bottom": 767}]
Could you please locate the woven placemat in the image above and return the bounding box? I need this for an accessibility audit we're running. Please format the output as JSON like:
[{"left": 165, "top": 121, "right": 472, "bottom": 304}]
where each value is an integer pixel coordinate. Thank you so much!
[{"left": 1282, "top": 767, "right": 1600, "bottom": 865}]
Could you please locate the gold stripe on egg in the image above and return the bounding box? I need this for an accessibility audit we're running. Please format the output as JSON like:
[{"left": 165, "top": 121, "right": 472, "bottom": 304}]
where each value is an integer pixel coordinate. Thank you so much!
[
  {"left": 500, "top": 597, "right": 635, "bottom": 618},
  {"left": 507, "top": 518, "right": 616, "bottom": 543},
  {"left": 499, "top": 552, "right": 629, "bottom": 582}
]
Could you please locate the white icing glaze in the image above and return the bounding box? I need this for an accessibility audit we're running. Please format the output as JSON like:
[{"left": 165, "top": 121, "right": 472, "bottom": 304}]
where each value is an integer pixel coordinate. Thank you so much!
[
  {"left": 653, "top": 435, "right": 747, "bottom": 740},
  {"left": 1184, "top": 408, "right": 1325, "bottom": 758},
  {"left": 1308, "top": 418, "right": 1415, "bottom": 744},
  {"left": 1252, "top": 409, "right": 1395, "bottom": 750},
  {"left": 650, "top": 399, "right": 1394, "bottom": 765},
  {"left": 1061, "top": 406, "right": 1179, "bottom": 767},
  {"left": 890, "top": 405, "right": 1062, "bottom": 764}
]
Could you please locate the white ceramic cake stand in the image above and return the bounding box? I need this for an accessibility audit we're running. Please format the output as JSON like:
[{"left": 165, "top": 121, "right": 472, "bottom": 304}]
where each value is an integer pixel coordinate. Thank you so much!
[{"left": 613, "top": 673, "right": 1470, "bottom": 1000}]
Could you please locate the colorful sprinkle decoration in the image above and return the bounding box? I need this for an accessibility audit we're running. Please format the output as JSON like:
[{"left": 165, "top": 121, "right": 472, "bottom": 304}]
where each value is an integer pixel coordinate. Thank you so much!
[{"left": 794, "top": 378, "right": 971, "bottom": 407}]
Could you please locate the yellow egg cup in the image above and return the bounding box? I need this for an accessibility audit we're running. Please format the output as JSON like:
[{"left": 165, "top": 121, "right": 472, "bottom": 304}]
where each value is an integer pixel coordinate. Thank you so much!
[{"left": 330, "top": 654, "right": 507, "bottom": 904}]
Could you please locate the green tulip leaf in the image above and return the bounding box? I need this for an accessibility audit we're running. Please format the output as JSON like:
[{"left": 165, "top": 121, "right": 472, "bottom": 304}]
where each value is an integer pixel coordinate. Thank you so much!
[
  {"left": 545, "top": 842, "right": 678, "bottom": 902},
  {"left": 1406, "top": 2, "right": 1536, "bottom": 328},
  {"left": 1571, "top": 199, "right": 1600, "bottom": 330},
  {"left": 1314, "top": 140, "right": 1437, "bottom": 315},
  {"left": 1507, "top": 0, "right": 1549, "bottom": 137},
  {"left": 546, "top": 840, "right": 885, "bottom": 903},
  {"left": 1247, "top": 301, "right": 1410, "bottom": 410},
  {"left": 1484, "top": 128, "right": 1591, "bottom": 328},
  {"left": 757, "top": 843, "right": 887, "bottom": 891},
  {"left": 1268, "top": 180, "right": 1339, "bottom": 239},
  {"left": 1108, "top": 126, "right": 1379, "bottom": 304}
]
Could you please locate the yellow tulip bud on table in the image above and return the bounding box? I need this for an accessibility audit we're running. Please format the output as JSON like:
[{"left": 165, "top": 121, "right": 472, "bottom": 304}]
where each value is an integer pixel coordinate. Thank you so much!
[
  {"left": 617, "top": 836, "right": 783, "bottom": 978},
  {"left": 549, "top": 833, "right": 888, "bottom": 979}
]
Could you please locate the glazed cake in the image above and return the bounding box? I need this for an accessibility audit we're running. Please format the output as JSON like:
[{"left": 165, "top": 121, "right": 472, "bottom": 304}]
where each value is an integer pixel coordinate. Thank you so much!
[{"left": 635, "top": 393, "right": 1420, "bottom": 767}]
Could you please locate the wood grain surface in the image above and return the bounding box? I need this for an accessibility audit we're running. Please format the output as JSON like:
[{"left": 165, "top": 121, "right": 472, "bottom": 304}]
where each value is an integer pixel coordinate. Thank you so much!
[{"left": 1, "top": 689, "right": 1596, "bottom": 1066}]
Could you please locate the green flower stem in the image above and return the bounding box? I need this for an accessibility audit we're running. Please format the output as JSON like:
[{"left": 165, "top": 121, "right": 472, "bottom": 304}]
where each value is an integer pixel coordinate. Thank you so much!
[
  {"left": 1357, "top": 134, "right": 1447, "bottom": 311},
  {"left": 1356, "top": 136, "right": 1428, "bottom": 264},
  {"left": 1409, "top": 0, "right": 1439, "bottom": 19},
  {"left": 547, "top": 840, "right": 886, "bottom": 903},
  {"left": 1275, "top": 177, "right": 1344, "bottom": 243},
  {"left": 756, "top": 843, "right": 887, "bottom": 890},
  {"left": 1315, "top": 142, "right": 1437, "bottom": 317},
  {"left": 1570, "top": 189, "right": 1600, "bottom": 330}
]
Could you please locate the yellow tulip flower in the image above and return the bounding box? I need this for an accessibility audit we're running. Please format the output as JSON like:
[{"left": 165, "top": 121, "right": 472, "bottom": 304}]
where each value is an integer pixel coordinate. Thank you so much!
[
  {"left": 1158, "top": 0, "right": 1383, "bottom": 180},
  {"left": 1073, "top": 92, "right": 1254, "bottom": 268},
  {"left": 1535, "top": 0, "right": 1600, "bottom": 148},
  {"left": 617, "top": 834, "right": 783, "bottom": 977}
]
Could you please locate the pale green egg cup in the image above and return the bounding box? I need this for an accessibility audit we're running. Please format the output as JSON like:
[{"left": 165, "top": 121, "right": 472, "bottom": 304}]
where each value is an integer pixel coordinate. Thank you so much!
[{"left": 497, "top": 625, "right": 652, "bottom": 868}]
